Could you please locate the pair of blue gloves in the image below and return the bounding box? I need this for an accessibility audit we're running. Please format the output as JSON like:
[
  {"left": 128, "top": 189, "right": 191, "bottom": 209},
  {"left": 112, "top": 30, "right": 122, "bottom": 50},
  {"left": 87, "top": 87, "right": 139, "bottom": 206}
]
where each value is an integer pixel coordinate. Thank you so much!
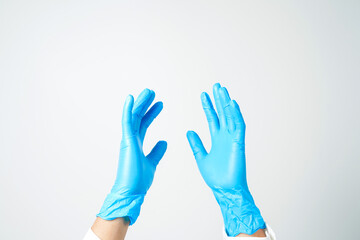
[{"left": 97, "top": 83, "right": 265, "bottom": 237}]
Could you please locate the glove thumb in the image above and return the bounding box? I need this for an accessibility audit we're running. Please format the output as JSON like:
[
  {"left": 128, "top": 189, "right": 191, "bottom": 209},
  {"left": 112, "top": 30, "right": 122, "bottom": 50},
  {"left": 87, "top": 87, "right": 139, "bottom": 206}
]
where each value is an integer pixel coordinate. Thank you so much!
[
  {"left": 147, "top": 140, "right": 167, "bottom": 166},
  {"left": 186, "top": 131, "right": 207, "bottom": 162}
]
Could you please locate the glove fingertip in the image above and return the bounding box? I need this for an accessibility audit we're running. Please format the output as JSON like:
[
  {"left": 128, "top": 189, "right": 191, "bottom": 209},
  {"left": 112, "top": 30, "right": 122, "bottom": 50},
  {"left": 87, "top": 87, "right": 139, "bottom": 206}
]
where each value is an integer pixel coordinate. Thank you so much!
[
  {"left": 158, "top": 140, "right": 167, "bottom": 149},
  {"left": 186, "top": 130, "right": 196, "bottom": 140}
]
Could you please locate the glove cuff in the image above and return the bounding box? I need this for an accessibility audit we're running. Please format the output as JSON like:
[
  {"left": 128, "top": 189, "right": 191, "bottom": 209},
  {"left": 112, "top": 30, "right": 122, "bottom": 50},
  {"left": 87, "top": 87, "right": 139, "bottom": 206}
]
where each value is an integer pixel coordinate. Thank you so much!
[
  {"left": 212, "top": 187, "right": 265, "bottom": 237},
  {"left": 97, "top": 192, "right": 145, "bottom": 225}
]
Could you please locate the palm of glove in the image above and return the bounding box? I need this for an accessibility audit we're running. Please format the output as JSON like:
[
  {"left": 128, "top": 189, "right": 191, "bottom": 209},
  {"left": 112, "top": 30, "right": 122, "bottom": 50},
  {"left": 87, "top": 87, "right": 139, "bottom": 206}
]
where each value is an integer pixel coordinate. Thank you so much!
[
  {"left": 111, "top": 138, "right": 153, "bottom": 195},
  {"left": 201, "top": 130, "right": 247, "bottom": 191}
]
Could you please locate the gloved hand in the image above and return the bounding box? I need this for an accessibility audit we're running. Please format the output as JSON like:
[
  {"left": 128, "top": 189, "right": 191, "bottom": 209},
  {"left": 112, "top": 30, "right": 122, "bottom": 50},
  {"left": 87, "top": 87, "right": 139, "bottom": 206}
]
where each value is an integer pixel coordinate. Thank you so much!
[
  {"left": 186, "top": 83, "right": 265, "bottom": 236},
  {"left": 97, "top": 89, "right": 167, "bottom": 225}
]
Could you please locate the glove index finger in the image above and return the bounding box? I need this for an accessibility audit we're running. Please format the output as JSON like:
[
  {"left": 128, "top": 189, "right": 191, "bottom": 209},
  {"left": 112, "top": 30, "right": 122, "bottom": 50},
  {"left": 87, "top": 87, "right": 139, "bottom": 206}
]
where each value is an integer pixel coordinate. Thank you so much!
[
  {"left": 213, "top": 83, "right": 227, "bottom": 128},
  {"left": 139, "top": 101, "right": 163, "bottom": 141},
  {"left": 133, "top": 89, "right": 155, "bottom": 133},
  {"left": 201, "top": 92, "right": 219, "bottom": 134},
  {"left": 122, "top": 94, "right": 134, "bottom": 136}
]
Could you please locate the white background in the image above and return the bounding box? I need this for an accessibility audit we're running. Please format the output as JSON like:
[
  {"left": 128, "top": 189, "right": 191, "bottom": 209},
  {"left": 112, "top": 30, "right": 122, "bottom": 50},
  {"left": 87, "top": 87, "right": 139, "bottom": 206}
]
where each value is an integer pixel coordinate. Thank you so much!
[{"left": 1, "top": 1, "right": 359, "bottom": 239}]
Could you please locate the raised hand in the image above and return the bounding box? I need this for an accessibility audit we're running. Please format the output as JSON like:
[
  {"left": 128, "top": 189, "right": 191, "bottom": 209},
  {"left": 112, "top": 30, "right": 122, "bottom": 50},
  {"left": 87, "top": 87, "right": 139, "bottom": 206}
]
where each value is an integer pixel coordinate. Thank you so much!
[
  {"left": 97, "top": 89, "right": 167, "bottom": 225},
  {"left": 187, "top": 83, "right": 265, "bottom": 237}
]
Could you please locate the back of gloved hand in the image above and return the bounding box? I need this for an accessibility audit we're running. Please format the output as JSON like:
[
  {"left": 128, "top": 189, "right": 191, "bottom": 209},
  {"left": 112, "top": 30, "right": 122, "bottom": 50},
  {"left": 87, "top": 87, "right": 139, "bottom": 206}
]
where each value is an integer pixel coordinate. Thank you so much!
[
  {"left": 187, "top": 83, "right": 265, "bottom": 237},
  {"left": 97, "top": 89, "right": 167, "bottom": 225}
]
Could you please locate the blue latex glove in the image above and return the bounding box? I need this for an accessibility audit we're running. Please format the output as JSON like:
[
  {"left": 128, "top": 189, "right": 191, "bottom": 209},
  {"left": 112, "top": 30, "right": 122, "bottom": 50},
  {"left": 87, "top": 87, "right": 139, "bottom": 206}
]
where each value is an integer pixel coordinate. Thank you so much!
[
  {"left": 186, "top": 83, "right": 265, "bottom": 236},
  {"left": 97, "top": 89, "right": 167, "bottom": 225}
]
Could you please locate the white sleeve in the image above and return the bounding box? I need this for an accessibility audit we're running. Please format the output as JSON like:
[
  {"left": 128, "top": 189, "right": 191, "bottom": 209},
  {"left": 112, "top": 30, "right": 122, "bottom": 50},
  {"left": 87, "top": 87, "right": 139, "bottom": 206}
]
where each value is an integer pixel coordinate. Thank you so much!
[
  {"left": 83, "top": 228, "right": 100, "bottom": 240},
  {"left": 82, "top": 224, "right": 276, "bottom": 240},
  {"left": 223, "top": 224, "right": 276, "bottom": 240}
]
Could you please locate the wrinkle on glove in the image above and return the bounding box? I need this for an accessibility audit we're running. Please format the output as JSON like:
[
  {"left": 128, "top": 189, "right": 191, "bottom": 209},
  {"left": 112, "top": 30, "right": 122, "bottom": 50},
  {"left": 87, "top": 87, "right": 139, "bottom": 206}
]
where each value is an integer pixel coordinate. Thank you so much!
[
  {"left": 212, "top": 187, "right": 265, "bottom": 236},
  {"left": 97, "top": 192, "right": 145, "bottom": 225}
]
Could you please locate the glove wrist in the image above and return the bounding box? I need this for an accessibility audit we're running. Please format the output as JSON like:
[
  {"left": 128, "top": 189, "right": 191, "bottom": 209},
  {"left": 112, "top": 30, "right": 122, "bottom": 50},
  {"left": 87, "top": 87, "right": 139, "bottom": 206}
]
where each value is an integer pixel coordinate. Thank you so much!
[
  {"left": 97, "top": 192, "right": 145, "bottom": 225},
  {"left": 212, "top": 187, "right": 265, "bottom": 237}
]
